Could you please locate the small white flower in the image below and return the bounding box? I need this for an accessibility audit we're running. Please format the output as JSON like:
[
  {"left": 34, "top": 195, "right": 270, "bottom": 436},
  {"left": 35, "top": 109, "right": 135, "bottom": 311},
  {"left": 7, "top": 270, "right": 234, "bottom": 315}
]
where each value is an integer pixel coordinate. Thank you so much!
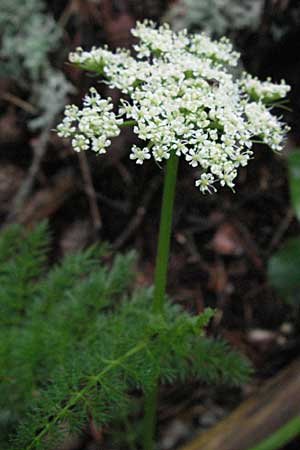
[
  {"left": 171, "top": 142, "right": 188, "bottom": 156},
  {"left": 57, "top": 121, "right": 76, "bottom": 138},
  {"left": 69, "top": 47, "right": 84, "bottom": 64},
  {"left": 72, "top": 135, "right": 90, "bottom": 152},
  {"left": 64, "top": 105, "right": 79, "bottom": 121},
  {"left": 91, "top": 136, "right": 109, "bottom": 154},
  {"left": 220, "top": 169, "right": 237, "bottom": 188},
  {"left": 153, "top": 146, "right": 170, "bottom": 162},
  {"left": 195, "top": 173, "right": 217, "bottom": 194},
  {"left": 209, "top": 129, "right": 218, "bottom": 141},
  {"left": 129, "top": 145, "right": 151, "bottom": 164},
  {"left": 233, "top": 151, "right": 251, "bottom": 167},
  {"left": 185, "top": 150, "right": 202, "bottom": 167}
]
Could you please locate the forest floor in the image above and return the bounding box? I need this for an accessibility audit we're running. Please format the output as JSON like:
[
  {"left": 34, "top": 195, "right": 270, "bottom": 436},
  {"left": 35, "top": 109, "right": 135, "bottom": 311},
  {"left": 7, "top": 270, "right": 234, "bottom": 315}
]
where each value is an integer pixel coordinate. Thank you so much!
[{"left": 1, "top": 1, "right": 300, "bottom": 449}]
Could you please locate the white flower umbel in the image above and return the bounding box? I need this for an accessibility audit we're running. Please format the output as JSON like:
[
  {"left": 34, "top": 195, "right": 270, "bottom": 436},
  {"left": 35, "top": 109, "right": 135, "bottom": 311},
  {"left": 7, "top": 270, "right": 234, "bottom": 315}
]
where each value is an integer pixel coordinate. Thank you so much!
[
  {"left": 241, "top": 74, "right": 291, "bottom": 103},
  {"left": 57, "top": 87, "right": 122, "bottom": 154},
  {"left": 57, "top": 20, "right": 290, "bottom": 193}
]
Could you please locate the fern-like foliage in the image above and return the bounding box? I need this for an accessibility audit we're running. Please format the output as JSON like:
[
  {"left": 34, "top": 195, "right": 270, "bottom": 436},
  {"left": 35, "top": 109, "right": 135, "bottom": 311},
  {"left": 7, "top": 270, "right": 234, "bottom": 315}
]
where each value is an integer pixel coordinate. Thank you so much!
[{"left": 0, "top": 223, "right": 251, "bottom": 450}]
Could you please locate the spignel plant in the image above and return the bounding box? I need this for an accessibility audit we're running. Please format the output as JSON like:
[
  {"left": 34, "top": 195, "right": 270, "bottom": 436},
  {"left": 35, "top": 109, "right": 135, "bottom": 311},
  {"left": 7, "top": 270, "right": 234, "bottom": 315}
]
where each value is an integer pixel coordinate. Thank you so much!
[
  {"left": 3, "top": 21, "right": 290, "bottom": 450},
  {"left": 58, "top": 19, "right": 289, "bottom": 450},
  {"left": 59, "top": 22, "right": 289, "bottom": 450}
]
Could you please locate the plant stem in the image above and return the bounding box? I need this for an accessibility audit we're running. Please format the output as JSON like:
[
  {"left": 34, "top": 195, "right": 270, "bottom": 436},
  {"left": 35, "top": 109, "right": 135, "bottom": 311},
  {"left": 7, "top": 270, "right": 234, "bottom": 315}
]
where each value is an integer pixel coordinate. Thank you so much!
[
  {"left": 152, "top": 151, "right": 179, "bottom": 314},
  {"left": 248, "top": 415, "right": 300, "bottom": 450},
  {"left": 26, "top": 341, "right": 147, "bottom": 450},
  {"left": 120, "top": 119, "right": 136, "bottom": 127},
  {"left": 143, "top": 151, "right": 179, "bottom": 450},
  {"left": 143, "top": 386, "right": 159, "bottom": 450}
]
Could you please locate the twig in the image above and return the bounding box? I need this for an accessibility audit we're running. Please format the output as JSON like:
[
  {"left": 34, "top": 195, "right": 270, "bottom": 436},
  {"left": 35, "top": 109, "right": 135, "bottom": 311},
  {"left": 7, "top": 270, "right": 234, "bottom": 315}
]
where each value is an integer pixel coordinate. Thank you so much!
[
  {"left": 115, "top": 161, "right": 133, "bottom": 186},
  {"left": 179, "top": 357, "right": 300, "bottom": 450},
  {"left": 96, "top": 191, "right": 130, "bottom": 213},
  {"left": 58, "top": 0, "right": 102, "bottom": 28},
  {"left": 266, "top": 208, "right": 294, "bottom": 256},
  {"left": 231, "top": 218, "right": 264, "bottom": 269},
  {"left": 0, "top": 92, "right": 37, "bottom": 114},
  {"left": 179, "top": 230, "right": 211, "bottom": 271},
  {"left": 78, "top": 152, "right": 102, "bottom": 235},
  {"left": 113, "top": 205, "right": 146, "bottom": 250},
  {"left": 112, "top": 174, "right": 161, "bottom": 250},
  {"left": 19, "top": 170, "right": 77, "bottom": 226},
  {"left": 6, "top": 124, "right": 52, "bottom": 223}
]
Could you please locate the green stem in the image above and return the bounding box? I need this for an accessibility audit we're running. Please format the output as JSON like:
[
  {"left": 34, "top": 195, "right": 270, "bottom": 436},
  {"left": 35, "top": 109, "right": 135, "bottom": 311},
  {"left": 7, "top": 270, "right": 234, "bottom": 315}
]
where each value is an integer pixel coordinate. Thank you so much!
[
  {"left": 143, "top": 385, "right": 159, "bottom": 450},
  {"left": 26, "top": 341, "right": 147, "bottom": 450},
  {"left": 120, "top": 119, "right": 136, "bottom": 127},
  {"left": 143, "top": 151, "right": 179, "bottom": 450},
  {"left": 152, "top": 151, "right": 179, "bottom": 314},
  {"left": 248, "top": 415, "right": 300, "bottom": 450}
]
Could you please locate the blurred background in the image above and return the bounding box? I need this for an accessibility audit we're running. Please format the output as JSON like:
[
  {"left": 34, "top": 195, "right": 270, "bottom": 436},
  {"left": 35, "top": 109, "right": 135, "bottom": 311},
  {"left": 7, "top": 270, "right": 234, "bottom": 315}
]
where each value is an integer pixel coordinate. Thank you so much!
[{"left": 0, "top": 0, "right": 300, "bottom": 449}]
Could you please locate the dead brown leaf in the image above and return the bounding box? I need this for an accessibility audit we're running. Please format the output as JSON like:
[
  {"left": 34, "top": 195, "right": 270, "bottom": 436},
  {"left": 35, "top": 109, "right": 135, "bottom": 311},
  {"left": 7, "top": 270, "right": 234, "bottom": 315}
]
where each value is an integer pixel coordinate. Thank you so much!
[{"left": 210, "top": 222, "right": 244, "bottom": 256}]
